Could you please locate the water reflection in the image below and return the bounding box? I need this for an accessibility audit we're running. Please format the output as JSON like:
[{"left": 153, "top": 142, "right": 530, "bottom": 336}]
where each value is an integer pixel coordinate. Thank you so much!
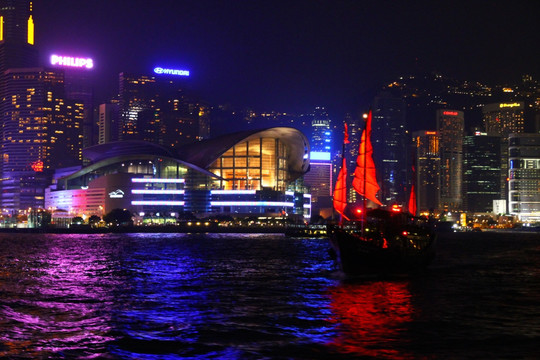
[
  {"left": 0, "top": 234, "right": 123, "bottom": 358},
  {"left": 327, "top": 279, "right": 415, "bottom": 359}
]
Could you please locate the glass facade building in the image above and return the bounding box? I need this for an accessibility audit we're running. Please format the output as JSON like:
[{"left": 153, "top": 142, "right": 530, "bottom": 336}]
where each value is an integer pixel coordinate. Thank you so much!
[
  {"left": 412, "top": 131, "right": 440, "bottom": 213},
  {"left": 508, "top": 133, "right": 540, "bottom": 222},
  {"left": 463, "top": 133, "right": 501, "bottom": 213}
]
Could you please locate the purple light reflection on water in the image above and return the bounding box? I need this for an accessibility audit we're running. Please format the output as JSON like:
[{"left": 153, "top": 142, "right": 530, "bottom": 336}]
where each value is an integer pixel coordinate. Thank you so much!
[
  {"left": 1, "top": 234, "right": 124, "bottom": 357},
  {"left": 0, "top": 233, "right": 338, "bottom": 359}
]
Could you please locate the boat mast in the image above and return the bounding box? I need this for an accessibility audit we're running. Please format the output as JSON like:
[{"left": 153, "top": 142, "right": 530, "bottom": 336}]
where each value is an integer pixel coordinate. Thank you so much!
[{"left": 362, "top": 112, "right": 368, "bottom": 236}]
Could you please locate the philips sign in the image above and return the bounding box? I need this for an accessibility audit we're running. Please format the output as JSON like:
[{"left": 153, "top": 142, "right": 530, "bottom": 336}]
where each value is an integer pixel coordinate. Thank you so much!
[
  {"left": 50, "top": 55, "right": 94, "bottom": 69},
  {"left": 154, "top": 67, "right": 190, "bottom": 76}
]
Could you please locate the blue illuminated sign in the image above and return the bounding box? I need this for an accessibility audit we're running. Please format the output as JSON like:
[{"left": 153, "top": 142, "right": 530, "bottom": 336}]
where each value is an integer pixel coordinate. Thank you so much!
[
  {"left": 310, "top": 151, "right": 331, "bottom": 161},
  {"left": 153, "top": 67, "right": 190, "bottom": 76}
]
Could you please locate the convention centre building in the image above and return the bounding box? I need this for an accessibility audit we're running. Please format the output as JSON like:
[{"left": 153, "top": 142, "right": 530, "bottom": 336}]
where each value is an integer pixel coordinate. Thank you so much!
[{"left": 45, "top": 127, "right": 312, "bottom": 223}]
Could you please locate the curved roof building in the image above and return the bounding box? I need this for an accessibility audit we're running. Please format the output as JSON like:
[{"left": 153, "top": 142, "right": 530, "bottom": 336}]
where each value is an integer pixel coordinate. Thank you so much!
[{"left": 45, "top": 127, "right": 311, "bottom": 223}]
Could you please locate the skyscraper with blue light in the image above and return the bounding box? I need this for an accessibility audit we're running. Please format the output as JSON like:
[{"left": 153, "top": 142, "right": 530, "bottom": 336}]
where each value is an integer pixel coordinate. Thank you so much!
[{"left": 310, "top": 106, "right": 332, "bottom": 152}]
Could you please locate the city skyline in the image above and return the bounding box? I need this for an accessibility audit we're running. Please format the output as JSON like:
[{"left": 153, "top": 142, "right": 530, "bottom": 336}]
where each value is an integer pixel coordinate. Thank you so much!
[{"left": 33, "top": 0, "right": 540, "bottom": 117}]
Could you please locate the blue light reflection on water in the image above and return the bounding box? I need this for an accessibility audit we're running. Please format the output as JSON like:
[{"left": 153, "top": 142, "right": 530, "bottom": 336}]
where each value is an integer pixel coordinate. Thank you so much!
[
  {"left": 1, "top": 231, "right": 540, "bottom": 359},
  {"left": 0, "top": 233, "right": 339, "bottom": 359}
]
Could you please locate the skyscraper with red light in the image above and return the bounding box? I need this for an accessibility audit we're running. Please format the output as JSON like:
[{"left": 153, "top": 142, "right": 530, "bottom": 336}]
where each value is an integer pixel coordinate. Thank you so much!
[
  {"left": 412, "top": 130, "right": 440, "bottom": 213},
  {"left": 437, "top": 109, "right": 464, "bottom": 212},
  {"left": 1, "top": 68, "right": 83, "bottom": 211},
  {"left": 0, "top": 2, "right": 85, "bottom": 212}
]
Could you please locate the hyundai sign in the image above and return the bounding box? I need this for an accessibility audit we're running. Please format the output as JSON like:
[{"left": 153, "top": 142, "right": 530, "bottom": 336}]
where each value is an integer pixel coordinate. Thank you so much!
[
  {"left": 153, "top": 67, "right": 190, "bottom": 76},
  {"left": 50, "top": 55, "right": 94, "bottom": 69}
]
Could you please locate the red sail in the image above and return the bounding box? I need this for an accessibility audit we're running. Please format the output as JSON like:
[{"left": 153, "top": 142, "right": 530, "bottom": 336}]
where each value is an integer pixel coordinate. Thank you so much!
[
  {"left": 352, "top": 110, "right": 382, "bottom": 206},
  {"left": 408, "top": 165, "right": 417, "bottom": 215},
  {"left": 408, "top": 184, "right": 417, "bottom": 216},
  {"left": 333, "top": 157, "right": 350, "bottom": 220}
]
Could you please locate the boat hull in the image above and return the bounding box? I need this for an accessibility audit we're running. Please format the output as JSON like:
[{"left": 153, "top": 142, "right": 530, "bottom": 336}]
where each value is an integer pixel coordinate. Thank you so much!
[{"left": 328, "top": 226, "right": 436, "bottom": 276}]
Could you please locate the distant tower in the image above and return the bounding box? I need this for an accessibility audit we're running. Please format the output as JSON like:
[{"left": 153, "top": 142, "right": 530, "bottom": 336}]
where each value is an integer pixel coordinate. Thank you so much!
[
  {"left": 437, "top": 109, "right": 464, "bottom": 212},
  {"left": 463, "top": 132, "right": 501, "bottom": 213},
  {"left": 412, "top": 131, "right": 440, "bottom": 213},
  {"left": 483, "top": 102, "right": 526, "bottom": 202},
  {"left": 372, "top": 93, "right": 409, "bottom": 206},
  {"left": 508, "top": 133, "right": 540, "bottom": 222},
  {"left": 344, "top": 112, "right": 361, "bottom": 204},
  {"left": 311, "top": 106, "right": 332, "bottom": 152},
  {"left": 98, "top": 103, "right": 120, "bottom": 144},
  {"left": 305, "top": 106, "right": 333, "bottom": 218}
]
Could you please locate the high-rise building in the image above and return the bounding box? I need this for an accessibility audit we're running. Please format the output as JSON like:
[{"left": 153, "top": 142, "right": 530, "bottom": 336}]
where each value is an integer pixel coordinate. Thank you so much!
[
  {"left": 311, "top": 106, "right": 331, "bottom": 152},
  {"left": 437, "top": 109, "right": 464, "bottom": 211},
  {"left": 483, "top": 102, "right": 525, "bottom": 138},
  {"left": 0, "top": 68, "right": 83, "bottom": 211},
  {"left": 98, "top": 102, "right": 120, "bottom": 144},
  {"left": 463, "top": 132, "right": 501, "bottom": 213},
  {"left": 412, "top": 131, "right": 440, "bottom": 213},
  {"left": 372, "top": 93, "right": 409, "bottom": 206},
  {"left": 0, "top": 0, "right": 38, "bottom": 74},
  {"left": 118, "top": 72, "right": 202, "bottom": 148},
  {"left": 63, "top": 67, "right": 95, "bottom": 148},
  {"left": 303, "top": 154, "right": 332, "bottom": 218},
  {"left": 343, "top": 112, "right": 361, "bottom": 204},
  {"left": 508, "top": 133, "right": 540, "bottom": 222},
  {"left": 483, "top": 102, "right": 526, "bottom": 202}
]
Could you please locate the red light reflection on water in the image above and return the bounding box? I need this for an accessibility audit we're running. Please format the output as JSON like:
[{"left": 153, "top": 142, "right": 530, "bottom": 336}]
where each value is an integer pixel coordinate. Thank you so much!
[{"left": 326, "top": 280, "right": 415, "bottom": 359}]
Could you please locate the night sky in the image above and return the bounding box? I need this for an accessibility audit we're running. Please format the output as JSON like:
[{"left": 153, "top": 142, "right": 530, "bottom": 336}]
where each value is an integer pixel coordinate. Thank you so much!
[{"left": 34, "top": 0, "right": 539, "bottom": 116}]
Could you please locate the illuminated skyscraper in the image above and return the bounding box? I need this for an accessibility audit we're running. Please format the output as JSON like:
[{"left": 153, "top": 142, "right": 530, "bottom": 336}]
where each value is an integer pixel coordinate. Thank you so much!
[
  {"left": 118, "top": 72, "right": 204, "bottom": 148},
  {"left": 372, "top": 93, "right": 409, "bottom": 206},
  {"left": 63, "top": 67, "right": 95, "bottom": 148},
  {"left": 483, "top": 102, "right": 526, "bottom": 202},
  {"left": 412, "top": 131, "right": 440, "bottom": 213},
  {"left": 305, "top": 106, "right": 333, "bottom": 217},
  {"left": 437, "top": 109, "right": 464, "bottom": 211},
  {"left": 0, "top": 68, "right": 83, "bottom": 211},
  {"left": 303, "top": 154, "right": 333, "bottom": 218},
  {"left": 344, "top": 112, "right": 361, "bottom": 203},
  {"left": 508, "top": 133, "right": 540, "bottom": 222},
  {"left": 311, "top": 106, "right": 332, "bottom": 152},
  {"left": 463, "top": 132, "right": 501, "bottom": 213},
  {"left": 483, "top": 102, "right": 525, "bottom": 138},
  {"left": 0, "top": 0, "right": 38, "bottom": 73}
]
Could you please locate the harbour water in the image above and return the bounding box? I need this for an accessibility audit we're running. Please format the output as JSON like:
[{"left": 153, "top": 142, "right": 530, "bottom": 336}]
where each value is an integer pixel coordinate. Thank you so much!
[{"left": 1, "top": 231, "right": 539, "bottom": 359}]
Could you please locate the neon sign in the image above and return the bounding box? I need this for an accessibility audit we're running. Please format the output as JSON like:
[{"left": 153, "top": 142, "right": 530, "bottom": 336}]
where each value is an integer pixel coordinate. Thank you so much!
[
  {"left": 443, "top": 111, "right": 458, "bottom": 116},
  {"left": 500, "top": 103, "right": 521, "bottom": 108},
  {"left": 31, "top": 160, "right": 43, "bottom": 172},
  {"left": 50, "top": 55, "right": 94, "bottom": 69},
  {"left": 108, "top": 189, "right": 125, "bottom": 199},
  {"left": 310, "top": 151, "right": 331, "bottom": 161},
  {"left": 153, "top": 67, "right": 190, "bottom": 76}
]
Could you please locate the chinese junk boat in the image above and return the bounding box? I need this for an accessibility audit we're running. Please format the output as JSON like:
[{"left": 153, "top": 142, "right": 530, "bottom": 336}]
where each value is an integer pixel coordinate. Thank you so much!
[{"left": 328, "top": 110, "right": 436, "bottom": 276}]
